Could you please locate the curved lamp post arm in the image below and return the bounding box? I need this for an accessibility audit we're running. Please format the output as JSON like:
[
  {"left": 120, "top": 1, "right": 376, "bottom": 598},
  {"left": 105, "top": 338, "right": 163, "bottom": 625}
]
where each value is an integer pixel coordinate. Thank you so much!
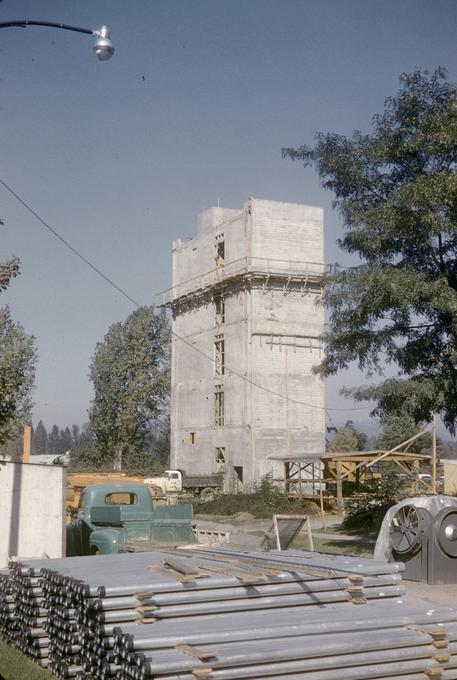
[{"left": 0, "top": 20, "right": 114, "bottom": 60}]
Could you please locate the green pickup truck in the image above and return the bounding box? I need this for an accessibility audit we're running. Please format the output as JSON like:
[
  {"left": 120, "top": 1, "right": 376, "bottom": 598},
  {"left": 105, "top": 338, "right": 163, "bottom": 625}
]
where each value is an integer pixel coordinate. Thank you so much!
[{"left": 66, "top": 482, "right": 196, "bottom": 556}]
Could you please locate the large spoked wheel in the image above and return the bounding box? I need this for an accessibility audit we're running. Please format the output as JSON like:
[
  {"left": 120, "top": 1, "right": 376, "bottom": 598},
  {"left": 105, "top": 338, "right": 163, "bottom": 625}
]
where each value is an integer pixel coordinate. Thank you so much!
[
  {"left": 389, "top": 505, "right": 430, "bottom": 555},
  {"left": 434, "top": 508, "right": 457, "bottom": 558}
]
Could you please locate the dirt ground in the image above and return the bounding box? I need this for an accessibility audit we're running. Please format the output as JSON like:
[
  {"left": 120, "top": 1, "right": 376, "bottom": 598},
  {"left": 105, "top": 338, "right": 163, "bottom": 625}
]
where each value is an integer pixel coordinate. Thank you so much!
[{"left": 403, "top": 579, "right": 457, "bottom": 607}]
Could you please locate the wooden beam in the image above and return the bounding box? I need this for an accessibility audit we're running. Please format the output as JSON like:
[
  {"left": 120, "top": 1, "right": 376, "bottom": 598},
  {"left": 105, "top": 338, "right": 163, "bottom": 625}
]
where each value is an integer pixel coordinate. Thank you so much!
[
  {"left": 23, "top": 425, "right": 32, "bottom": 464},
  {"left": 337, "top": 428, "right": 431, "bottom": 482}
]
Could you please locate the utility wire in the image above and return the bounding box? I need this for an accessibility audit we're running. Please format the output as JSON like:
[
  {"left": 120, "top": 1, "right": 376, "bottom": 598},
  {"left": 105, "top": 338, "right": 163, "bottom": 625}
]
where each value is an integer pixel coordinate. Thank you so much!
[
  {"left": 0, "top": 177, "right": 370, "bottom": 413},
  {"left": 0, "top": 178, "right": 139, "bottom": 309}
]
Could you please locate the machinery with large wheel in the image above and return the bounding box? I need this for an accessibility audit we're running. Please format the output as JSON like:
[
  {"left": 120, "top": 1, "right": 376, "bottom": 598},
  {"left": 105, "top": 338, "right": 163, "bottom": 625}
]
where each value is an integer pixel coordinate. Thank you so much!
[
  {"left": 387, "top": 499, "right": 457, "bottom": 584},
  {"left": 389, "top": 504, "right": 431, "bottom": 582},
  {"left": 427, "top": 506, "right": 457, "bottom": 584}
]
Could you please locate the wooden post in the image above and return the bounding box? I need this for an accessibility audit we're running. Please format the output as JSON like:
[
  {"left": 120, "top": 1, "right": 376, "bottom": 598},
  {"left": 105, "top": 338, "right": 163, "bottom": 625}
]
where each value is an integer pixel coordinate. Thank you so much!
[
  {"left": 432, "top": 412, "right": 437, "bottom": 494},
  {"left": 23, "top": 425, "right": 32, "bottom": 464},
  {"left": 336, "top": 460, "right": 343, "bottom": 513},
  {"left": 319, "top": 483, "right": 325, "bottom": 529},
  {"left": 413, "top": 459, "right": 419, "bottom": 495}
]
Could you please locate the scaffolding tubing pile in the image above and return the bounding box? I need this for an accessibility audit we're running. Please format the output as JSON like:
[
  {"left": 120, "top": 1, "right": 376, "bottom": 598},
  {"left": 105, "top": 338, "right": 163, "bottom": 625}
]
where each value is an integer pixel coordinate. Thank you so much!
[{"left": 2, "top": 548, "right": 457, "bottom": 679}]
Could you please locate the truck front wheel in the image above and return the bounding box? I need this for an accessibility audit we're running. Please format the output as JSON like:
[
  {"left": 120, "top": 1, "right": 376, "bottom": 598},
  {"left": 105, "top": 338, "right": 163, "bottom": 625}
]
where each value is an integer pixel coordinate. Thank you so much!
[{"left": 200, "top": 487, "right": 216, "bottom": 502}]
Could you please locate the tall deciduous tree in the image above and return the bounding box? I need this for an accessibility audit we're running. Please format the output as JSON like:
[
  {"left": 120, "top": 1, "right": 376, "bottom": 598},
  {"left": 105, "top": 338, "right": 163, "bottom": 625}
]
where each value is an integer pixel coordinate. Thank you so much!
[
  {"left": 283, "top": 68, "right": 457, "bottom": 432},
  {"left": 89, "top": 306, "right": 170, "bottom": 470},
  {"left": 0, "top": 255, "right": 36, "bottom": 444}
]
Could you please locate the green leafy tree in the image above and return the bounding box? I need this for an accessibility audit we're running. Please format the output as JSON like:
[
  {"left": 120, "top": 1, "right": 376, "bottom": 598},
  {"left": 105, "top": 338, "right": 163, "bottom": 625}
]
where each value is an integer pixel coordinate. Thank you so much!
[
  {"left": 89, "top": 306, "right": 170, "bottom": 470},
  {"left": 375, "top": 413, "right": 432, "bottom": 454},
  {"left": 0, "top": 307, "right": 36, "bottom": 445},
  {"left": 68, "top": 442, "right": 113, "bottom": 472},
  {"left": 327, "top": 426, "right": 359, "bottom": 452},
  {"left": 342, "top": 420, "right": 368, "bottom": 451},
  {"left": 0, "top": 252, "right": 36, "bottom": 446},
  {"left": 283, "top": 68, "right": 457, "bottom": 433}
]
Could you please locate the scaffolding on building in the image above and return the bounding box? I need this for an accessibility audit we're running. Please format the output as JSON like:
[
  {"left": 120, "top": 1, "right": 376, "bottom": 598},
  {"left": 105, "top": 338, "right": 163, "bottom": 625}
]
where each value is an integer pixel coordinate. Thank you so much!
[{"left": 157, "top": 256, "right": 326, "bottom": 309}]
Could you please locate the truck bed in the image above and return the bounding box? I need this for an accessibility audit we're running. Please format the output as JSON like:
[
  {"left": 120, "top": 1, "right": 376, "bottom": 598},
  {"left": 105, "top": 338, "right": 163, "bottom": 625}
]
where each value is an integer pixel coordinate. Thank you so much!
[{"left": 184, "top": 475, "right": 220, "bottom": 487}]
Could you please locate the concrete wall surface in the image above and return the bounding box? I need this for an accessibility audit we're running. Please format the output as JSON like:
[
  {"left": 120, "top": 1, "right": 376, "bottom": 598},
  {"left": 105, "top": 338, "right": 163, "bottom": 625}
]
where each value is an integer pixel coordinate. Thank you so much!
[
  {"left": 170, "top": 197, "right": 325, "bottom": 489},
  {"left": 0, "top": 461, "right": 65, "bottom": 567}
]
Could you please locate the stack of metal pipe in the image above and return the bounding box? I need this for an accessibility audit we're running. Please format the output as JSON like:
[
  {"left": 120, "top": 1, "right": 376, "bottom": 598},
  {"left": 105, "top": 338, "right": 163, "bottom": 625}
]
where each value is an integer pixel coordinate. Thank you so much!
[
  {"left": 0, "top": 561, "right": 50, "bottom": 667},
  {"left": 0, "top": 568, "right": 17, "bottom": 645},
  {"left": 1, "top": 548, "right": 457, "bottom": 679}
]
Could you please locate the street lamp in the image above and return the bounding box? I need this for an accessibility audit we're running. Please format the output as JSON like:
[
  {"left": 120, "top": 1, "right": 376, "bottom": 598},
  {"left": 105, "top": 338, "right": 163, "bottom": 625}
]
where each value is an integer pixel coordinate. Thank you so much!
[{"left": 0, "top": 20, "right": 114, "bottom": 61}]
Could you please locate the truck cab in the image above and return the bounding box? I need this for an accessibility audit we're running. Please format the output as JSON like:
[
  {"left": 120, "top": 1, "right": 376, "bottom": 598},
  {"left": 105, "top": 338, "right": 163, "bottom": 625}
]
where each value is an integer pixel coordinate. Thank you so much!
[
  {"left": 143, "top": 469, "right": 183, "bottom": 494},
  {"left": 66, "top": 482, "right": 195, "bottom": 556}
]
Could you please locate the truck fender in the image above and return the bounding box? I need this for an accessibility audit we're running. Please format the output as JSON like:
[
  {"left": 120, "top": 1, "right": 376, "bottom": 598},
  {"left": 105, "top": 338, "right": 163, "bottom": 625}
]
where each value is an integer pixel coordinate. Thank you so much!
[{"left": 90, "top": 528, "right": 122, "bottom": 555}]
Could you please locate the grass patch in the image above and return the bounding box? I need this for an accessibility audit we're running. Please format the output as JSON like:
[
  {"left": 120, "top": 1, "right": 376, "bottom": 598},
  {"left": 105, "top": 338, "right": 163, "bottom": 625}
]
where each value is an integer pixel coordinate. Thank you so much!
[
  {"left": 295, "top": 535, "right": 374, "bottom": 558},
  {"left": 0, "top": 640, "right": 54, "bottom": 680},
  {"left": 317, "top": 525, "right": 378, "bottom": 540}
]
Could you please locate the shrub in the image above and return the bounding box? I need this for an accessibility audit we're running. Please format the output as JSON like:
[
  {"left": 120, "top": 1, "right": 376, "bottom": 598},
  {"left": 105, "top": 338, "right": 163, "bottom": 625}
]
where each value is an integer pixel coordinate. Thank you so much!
[
  {"left": 342, "top": 465, "right": 407, "bottom": 531},
  {"left": 193, "top": 474, "right": 319, "bottom": 518}
]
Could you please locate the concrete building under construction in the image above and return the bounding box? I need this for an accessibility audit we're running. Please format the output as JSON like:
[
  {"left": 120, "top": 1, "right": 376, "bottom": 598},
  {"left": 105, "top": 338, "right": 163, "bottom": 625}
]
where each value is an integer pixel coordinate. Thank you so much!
[{"left": 163, "top": 197, "right": 325, "bottom": 491}]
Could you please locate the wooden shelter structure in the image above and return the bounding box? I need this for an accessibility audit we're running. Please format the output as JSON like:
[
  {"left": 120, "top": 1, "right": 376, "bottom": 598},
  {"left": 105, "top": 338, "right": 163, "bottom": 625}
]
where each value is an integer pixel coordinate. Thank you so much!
[
  {"left": 322, "top": 450, "right": 432, "bottom": 510},
  {"left": 272, "top": 423, "right": 438, "bottom": 512}
]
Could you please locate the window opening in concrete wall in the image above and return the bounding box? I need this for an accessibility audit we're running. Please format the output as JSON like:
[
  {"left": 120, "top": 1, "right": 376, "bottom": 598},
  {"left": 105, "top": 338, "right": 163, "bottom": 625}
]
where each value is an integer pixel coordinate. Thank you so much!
[
  {"left": 215, "top": 234, "right": 225, "bottom": 264},
  {"left": 215, "top": 447, "right": 226, "bottom": 464},
  {"left": 214, "top": 334, "right": 225, "bottom": 376},
  {"left": 234, "top": 466, "right": 244, "bottom": 492},
  {"left": 190, "top": 432, "right": 196, "bottom": 444},
  {"left": 214, "top": 384, "right": 224, "bottom": 426},
  {"left": 214, "top": 294, "right": 225, "bottom": 325}
]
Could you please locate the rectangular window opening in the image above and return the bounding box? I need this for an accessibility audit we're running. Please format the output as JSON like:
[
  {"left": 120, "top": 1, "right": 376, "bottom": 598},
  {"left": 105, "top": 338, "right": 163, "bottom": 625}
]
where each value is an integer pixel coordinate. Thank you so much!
[
  {"left": 190, "top": 432, "right": 196, "bottom": 444},
  {"left": 214, "top": 384, "right": 225, "bottom": 426},
  {"left": 215, "top": 234, "right": 225, "bottom": 264},
  {"left": 214, "top": 294, "right": 225, "bottom": 325},
  {"left": 215, "top": 447, "right": 226, "bottom": 464},
  {"left": 214, "top": 334, "right": 225, "bottom": 376}
]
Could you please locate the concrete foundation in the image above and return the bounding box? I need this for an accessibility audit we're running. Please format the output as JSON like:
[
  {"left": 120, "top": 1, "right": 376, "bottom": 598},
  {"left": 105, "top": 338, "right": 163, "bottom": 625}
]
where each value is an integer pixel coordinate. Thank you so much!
[{"left": 164, "top": 197, "right": 325, "bottom": 491}]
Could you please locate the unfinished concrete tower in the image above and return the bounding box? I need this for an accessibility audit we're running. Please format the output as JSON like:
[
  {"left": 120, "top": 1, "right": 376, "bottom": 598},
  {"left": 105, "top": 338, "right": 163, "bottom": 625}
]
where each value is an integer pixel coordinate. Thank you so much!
[{"left": 164, "top": 197, "right": 325, "bottom": 491}]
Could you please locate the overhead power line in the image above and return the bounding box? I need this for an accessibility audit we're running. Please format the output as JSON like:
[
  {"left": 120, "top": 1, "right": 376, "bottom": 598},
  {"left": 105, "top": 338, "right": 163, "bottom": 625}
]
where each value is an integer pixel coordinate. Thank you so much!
[{"left": 0, "top": 176, "right": 370, "bottom": 413}]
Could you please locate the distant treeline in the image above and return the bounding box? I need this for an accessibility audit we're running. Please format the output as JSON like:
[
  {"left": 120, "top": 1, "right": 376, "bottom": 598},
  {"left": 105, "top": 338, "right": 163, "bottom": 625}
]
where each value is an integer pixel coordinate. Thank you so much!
[{"left": 31, "top": 421, "right": 95, "bottom": 457}]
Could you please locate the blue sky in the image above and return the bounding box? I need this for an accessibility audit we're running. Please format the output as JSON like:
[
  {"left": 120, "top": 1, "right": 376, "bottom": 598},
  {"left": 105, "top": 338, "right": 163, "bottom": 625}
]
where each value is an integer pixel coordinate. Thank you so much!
[{"left": 1, "top": 0, "right": 456, "bottom": 435}]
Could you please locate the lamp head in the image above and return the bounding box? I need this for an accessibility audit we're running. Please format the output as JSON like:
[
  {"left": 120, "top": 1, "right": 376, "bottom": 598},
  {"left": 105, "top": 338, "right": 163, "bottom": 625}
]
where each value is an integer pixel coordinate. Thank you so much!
[{"left": 93, "top": 26, "right": 114, "bottom": 61}]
